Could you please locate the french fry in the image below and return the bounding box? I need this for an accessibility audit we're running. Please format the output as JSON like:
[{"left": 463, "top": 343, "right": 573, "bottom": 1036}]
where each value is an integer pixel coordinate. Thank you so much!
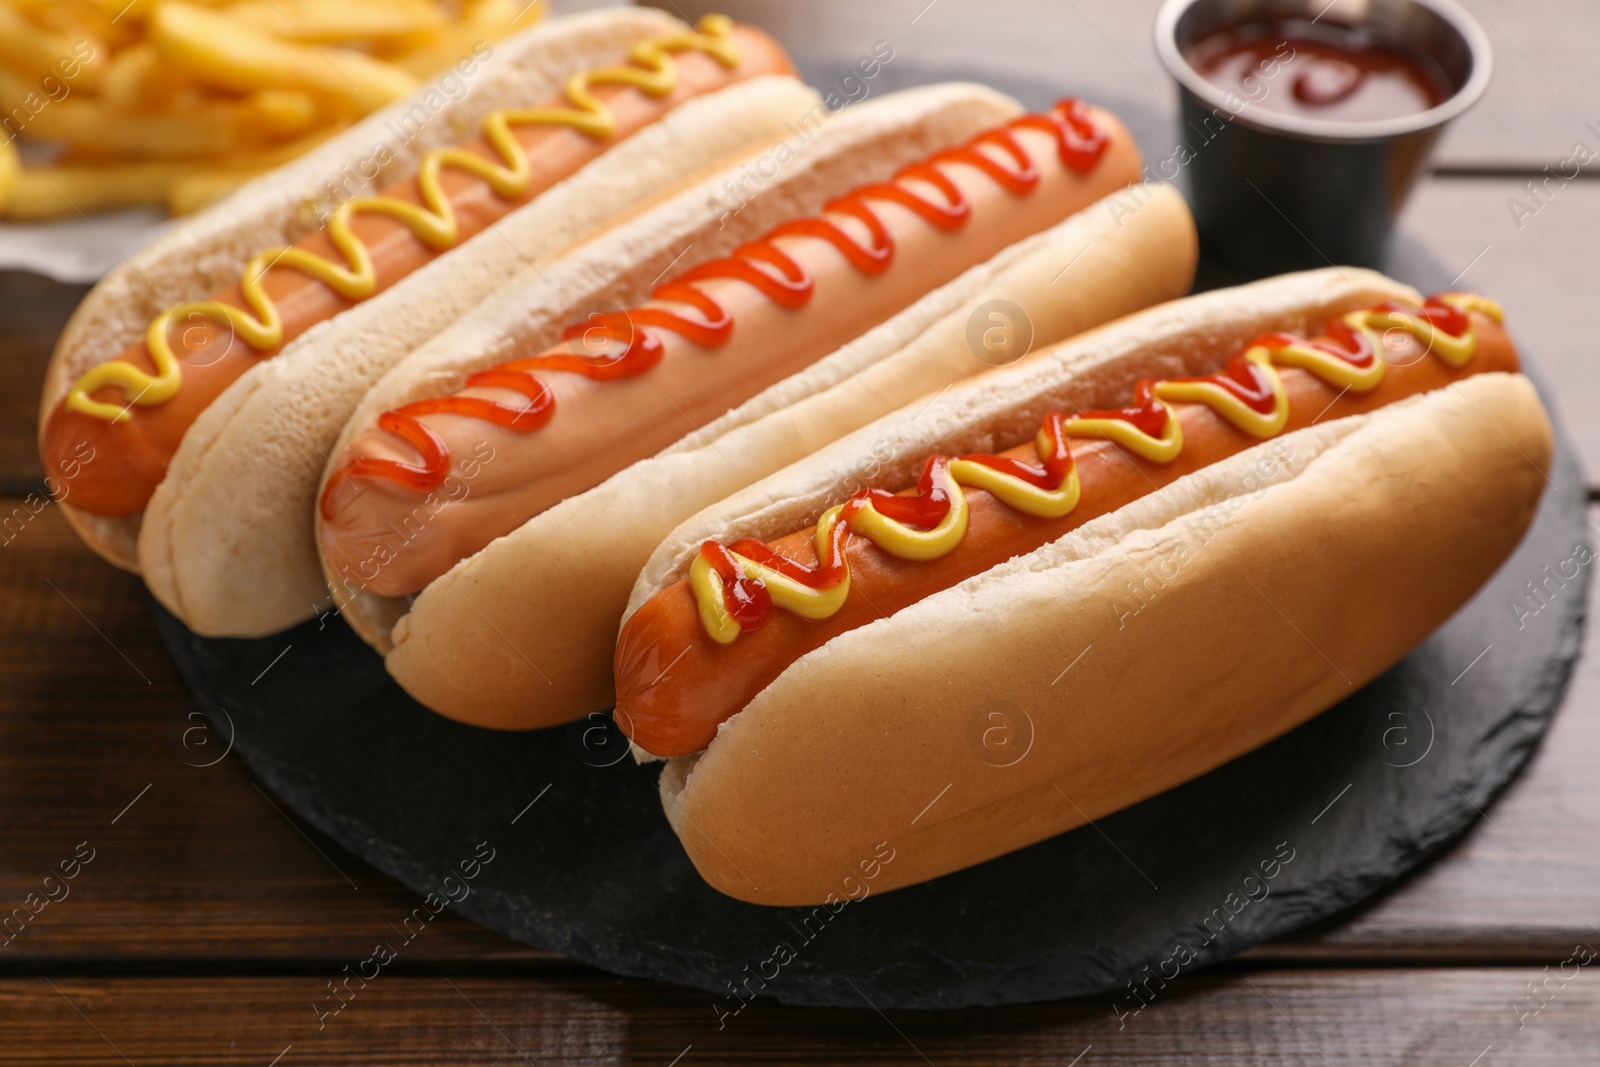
[
  {"left": 223, "top": 0, "right": 447, "bottom": 45},
  {"left": 152, "top": 2, "right": 418, "bottom": 114},
  {"left": 25, "top": 98, "right": 241, "bottom": 158},
  {"left": 0, "top": 66, "right": 35, "bottom": 112},
  {"left": 393, "top": 0, "right": 542, "bottom": 80},
  {"left": 101, "top": 42, "right": 201, "bottom": 109},
  {"left": 3, "top": 159, "right": 175, "bottom": 218},
  {"left": 29, "top": 87, "right": 316, "bottom": 161},
  {"left": 72, "top": 0, "right": 161, "bottom": 36},
  {"left": 48, "top": 1, "right": 148, "bottom": 53},
  {"left": 165, "top": 164, "right": 265, "bottom": 215},
  {"left": 100, "top": 42, "right": 156, "bottom": 107},
  {"left": 0, "top": 0, "right": 545, "bottom": 221},
  {"left": 0, "top": 3, "right": 105, "bottom": 92},
  {"left": 12, "top": 0, "right": 123, "bottom": 45},
  {"left": 0, "top": 135, "right": 18, "bottom": 213},
  {"left": 246, "top": 89, "right": 320, "bottom": 141},
  {"left": 0, "top": 67, "right": 67, "bottom": 144},
  {"left": 1, "top": 126, "right": 340, "bottom": 219}
]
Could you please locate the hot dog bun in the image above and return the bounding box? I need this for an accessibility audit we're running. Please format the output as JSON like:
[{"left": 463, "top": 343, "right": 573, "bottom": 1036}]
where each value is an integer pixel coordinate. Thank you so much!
[
  {"left": 628, "top": 271, "right": 1552, "bottom": 904},
  {"left": 41, "top": 7, "right": 693, "bottom": 573},
  {"left": 332, "top": 100, "right": 1194, "bottom": 731}
]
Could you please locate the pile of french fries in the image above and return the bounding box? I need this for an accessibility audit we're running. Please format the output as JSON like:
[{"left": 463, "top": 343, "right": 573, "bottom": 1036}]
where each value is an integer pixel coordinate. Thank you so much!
[{"left": 0, "top": 0, "right": 545, "bottom": 220}]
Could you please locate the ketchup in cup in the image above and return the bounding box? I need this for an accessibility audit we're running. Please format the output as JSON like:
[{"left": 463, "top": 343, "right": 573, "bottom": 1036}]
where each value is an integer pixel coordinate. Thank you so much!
[
  {"left": 1185, "top": 20, "right": 1450, "bottom": 123},
  {"left": 1153, "top": 0, "right": 1492, "bottom": 272}
]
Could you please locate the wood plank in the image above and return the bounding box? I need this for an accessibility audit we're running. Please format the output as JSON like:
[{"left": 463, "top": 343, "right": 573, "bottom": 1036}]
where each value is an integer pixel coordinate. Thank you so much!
[
  {"left": 0, "top": 498, "right": 545, "bottom": 964},
  {"left": 4, "top": 968, "right": 1600, "bottom": 1065},
  {"left": 661, "top": 0, "right": 1600, "bottom": 170},
  {"left": 1401, "top": 178, "right": 1600, "bottom": 480}
]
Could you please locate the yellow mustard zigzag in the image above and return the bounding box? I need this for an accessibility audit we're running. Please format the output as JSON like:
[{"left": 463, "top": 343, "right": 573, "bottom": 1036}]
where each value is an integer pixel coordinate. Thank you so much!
[{"left": 66, "top": 15, "right": 740, "bottom": 422}]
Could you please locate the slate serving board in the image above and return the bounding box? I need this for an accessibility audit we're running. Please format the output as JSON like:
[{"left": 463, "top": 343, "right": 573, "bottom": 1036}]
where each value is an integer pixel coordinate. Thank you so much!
[{"left": 153, "top": 63, "right": 1590, "bottom": 1009}]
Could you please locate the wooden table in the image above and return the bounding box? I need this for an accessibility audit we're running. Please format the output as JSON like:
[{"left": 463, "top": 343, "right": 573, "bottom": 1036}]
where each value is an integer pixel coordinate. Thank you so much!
[{"left": 3, "top": 0, "right": 1597, "bottom": 1061}]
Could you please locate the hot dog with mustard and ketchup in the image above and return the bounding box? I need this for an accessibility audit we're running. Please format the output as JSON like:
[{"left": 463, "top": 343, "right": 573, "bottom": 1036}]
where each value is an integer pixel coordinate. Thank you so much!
[
  {"left": 39, "top": 9, "right": 811, "bottom": 634},
  {"left": 314, "top": 89, "right": 1197, "bottom": 730},
  {"left": 617, "top": 268, "right": 1552, "bottom": 905}
]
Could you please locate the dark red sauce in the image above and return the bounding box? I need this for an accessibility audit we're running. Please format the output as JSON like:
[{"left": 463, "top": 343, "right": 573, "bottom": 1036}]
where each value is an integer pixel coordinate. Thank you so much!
[{"left": 1186, "top": 19, "right": 1451, "bottom": 123}]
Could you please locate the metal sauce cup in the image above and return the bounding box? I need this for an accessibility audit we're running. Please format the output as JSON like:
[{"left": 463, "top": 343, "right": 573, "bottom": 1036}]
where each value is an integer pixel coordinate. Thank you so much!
[{"left": 1154, "top": 0, "right": 1491, "bottom": 274}]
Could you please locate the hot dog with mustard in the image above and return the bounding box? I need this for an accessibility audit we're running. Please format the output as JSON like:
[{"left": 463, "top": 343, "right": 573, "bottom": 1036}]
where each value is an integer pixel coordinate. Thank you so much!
[
  {"left": 618, "top": 268, "right": 1552, "bottom": 904},
  {"left": 38, "top": 9, "right": 812, "bottom": 635}
]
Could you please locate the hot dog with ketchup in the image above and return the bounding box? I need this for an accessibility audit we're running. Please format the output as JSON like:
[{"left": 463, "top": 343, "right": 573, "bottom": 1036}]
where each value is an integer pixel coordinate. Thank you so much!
[
  {"left": 38, "top": 10, "right": 812, "bottom": 634},
  {"left": 318, "top": 98, "right": 1137, "bottom": 598},
  {"left": 314, "top": 89, "right": 1194, "bottom": 732},
  {"left": 616, "top": 269, "right": 1552, "bottom": 905}
]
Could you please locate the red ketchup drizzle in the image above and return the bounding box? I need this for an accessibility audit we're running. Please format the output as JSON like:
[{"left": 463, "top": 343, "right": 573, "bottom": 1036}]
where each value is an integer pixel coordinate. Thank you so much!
[
  {"left": 319, "top": 102, "right": 1109, "bottom": 521},
  {"left": 1378, "top": 295, "right": 1469, "bottom": 338},
  {"left": 1071, "top": 315, "right": 1386, "bottom": 442},
  {"left": 1163, "top": 352, "right": 1281, "bottom": 414},
  {"left": 705, "top": 413, "right": 1076, "bottom": 630},
  {"left": 1252, "top": 315, "right": 1378, "bottom": 368},
  {"left": 1071, "top": 378, "right": 1171, "bottom": 438}
]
